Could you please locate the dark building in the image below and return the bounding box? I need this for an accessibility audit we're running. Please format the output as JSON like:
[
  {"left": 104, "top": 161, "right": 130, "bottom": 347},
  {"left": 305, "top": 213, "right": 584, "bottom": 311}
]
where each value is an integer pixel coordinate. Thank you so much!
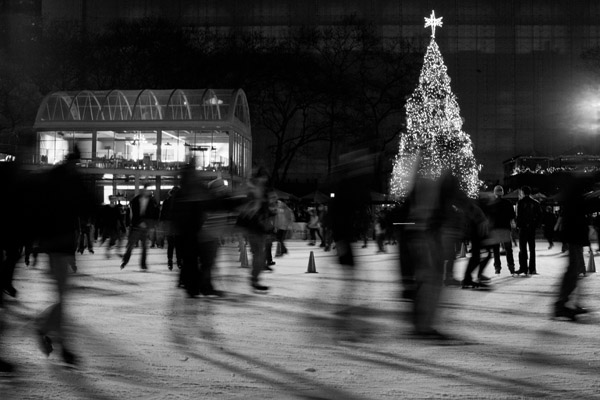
[{"left": 5, "top": 0, "right": 600, "bottom": 185}]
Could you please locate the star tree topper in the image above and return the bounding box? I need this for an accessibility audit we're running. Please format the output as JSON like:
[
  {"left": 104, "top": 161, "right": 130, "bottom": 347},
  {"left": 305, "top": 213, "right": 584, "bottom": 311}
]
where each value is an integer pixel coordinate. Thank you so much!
[{"left": 424, "top": 10, "right": 443, "bottom": 38}]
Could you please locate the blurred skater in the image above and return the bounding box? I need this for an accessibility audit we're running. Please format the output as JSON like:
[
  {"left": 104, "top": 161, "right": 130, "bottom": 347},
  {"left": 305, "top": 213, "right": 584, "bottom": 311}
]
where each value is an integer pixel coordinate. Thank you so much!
[
  {"left": 488, "top": 186, "right": 516, "bottom": 275},
  {"left": 461, "top": 198, "right": 492, "bottom": 288},
  {"left": 0, "top": 158, "right": 32, "bottom": 372},
  {"left": 175, "top": 167, "right": 231, "bottom": 297},
  {"left": 121, "top": 183, "right": 159, "bottom": 270},
  {"left": 274, "top": 199, "right": 295, "bottom": 257},
  {"left": 0, "top": 161, "right": 25, "bottom": 298},
  {"left": 306, "top": 208, "right": 323, "bottom": 246},
  {"left": 400, "top": 170, "right": 462, "bottom": 338},
  {"left": 161, "top": 186, "right": 182, "bottom": 270},
  {"left": 77, "top": 215, "right": 95, "bottom": 254},
  {"left": 542, "top": 206, "right": 557, "bottom": 250},
  {"left": 374, "top": 212, "right": 387, "bottom": 253},
  {"left": 554, "top": 175, "right": 591, "bottom": 320},
  {"left": 264, "top": 192, "right": 277, "bottom": 271},
  {"left": 35, "top": 148, "right": 94, "bottom": 365},
  {"left": 99, "top": 195, "right": 125, "bottom": 259},
  {"left": 329, "top": 150, "right": 374, "bottom": 336},
  {"left": 236, "top": 166, "right": 275, "bottom": 291},
  {"left": 515, "top": 186, "right": 542, "bottom": 275}
]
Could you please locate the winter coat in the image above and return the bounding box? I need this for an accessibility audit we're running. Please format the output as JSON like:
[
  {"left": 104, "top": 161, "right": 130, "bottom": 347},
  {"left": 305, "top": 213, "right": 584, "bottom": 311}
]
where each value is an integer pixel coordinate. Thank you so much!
[
  {"left": 274, "top": 201, "right": 295, "bottom": 231},
  {"left": 516, "top": 196, "right": 542, "bottom": 230}
]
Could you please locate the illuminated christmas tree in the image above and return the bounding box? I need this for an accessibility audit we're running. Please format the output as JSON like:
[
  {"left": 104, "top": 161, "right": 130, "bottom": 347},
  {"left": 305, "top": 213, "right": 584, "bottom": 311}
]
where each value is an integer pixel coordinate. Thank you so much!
[{"left": 390, "top": 11, "right": 480, "bottom": 199}]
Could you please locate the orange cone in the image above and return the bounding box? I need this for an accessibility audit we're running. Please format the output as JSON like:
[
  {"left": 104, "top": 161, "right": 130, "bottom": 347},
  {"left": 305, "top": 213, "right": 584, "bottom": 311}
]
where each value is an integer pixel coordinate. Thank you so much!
[
  {"left": 587, "top": 250, "right": 596, "bottom": 273},
  {"left": 306, "top": 251, "right": 317, "bottom": 273},
  {"left": 240, "top": 245, "right": 249, "bottom": 268}
]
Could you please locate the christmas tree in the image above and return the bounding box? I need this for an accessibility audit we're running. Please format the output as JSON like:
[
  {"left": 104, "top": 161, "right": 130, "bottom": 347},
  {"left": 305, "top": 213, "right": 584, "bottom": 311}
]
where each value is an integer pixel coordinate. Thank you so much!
[{"left": 390, "top": 11, "right": 480, "bottom": 199}]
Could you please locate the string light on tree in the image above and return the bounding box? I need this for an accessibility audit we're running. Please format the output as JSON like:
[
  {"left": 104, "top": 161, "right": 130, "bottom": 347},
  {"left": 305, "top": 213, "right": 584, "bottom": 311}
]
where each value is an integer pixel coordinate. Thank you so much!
[{"left": 390, "top": 11, "right": 481, "bottom": 199}]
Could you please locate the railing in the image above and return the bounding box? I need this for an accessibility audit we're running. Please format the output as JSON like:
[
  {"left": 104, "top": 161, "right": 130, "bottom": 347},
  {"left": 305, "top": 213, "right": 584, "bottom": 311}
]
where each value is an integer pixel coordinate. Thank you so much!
[{"left": 78, "top": 157, "right": 229, "bottom": 172}]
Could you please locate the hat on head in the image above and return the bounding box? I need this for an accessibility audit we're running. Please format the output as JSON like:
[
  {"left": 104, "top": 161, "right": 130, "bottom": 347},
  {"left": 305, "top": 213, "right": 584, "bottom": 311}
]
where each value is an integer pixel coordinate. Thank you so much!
[{"left": 493, "top": 185, "right": 504, "bottom": 196}]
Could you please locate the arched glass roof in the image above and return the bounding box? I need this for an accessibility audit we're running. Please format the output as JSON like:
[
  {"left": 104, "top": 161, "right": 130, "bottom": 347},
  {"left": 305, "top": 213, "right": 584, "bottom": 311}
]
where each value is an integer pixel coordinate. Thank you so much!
[{"left": 34, "top": 88, "right": 251, "bottom": 137}]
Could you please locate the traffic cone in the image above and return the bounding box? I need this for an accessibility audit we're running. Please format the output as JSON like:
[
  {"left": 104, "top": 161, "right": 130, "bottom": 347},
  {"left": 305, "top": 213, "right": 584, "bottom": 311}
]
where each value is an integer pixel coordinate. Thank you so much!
[
  {"left": 306, "top": 251, "right": 317, "bottom": 273},
  {"left": 587, "top": 250, "right": 596, "bottom": 273},
  {"left": 240, "top": 245, "right": 249, "bottom": 268},
  {"left": 275, "top": 241, "right": 283, "bottom": 257},
  {"left": 459, "top": 243, "right": 466, "bottom": 258}
]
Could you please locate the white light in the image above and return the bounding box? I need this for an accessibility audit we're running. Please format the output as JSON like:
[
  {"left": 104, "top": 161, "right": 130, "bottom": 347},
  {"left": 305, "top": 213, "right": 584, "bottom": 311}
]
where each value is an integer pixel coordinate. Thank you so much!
[{"left": 424, "top": 10, "right": 443, "bottom": 38}]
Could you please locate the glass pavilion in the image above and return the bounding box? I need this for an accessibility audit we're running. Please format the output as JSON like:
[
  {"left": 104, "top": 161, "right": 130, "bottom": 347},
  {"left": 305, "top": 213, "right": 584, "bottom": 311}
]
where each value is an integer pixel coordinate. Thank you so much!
[{"left": 32, "top": 88, "right": 252, "bottom": 202}]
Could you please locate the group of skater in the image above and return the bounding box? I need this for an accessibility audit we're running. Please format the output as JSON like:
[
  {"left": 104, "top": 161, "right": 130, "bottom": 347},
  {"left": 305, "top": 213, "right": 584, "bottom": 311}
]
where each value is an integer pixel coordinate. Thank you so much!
[
  {"left": 0, "top": 149, "right": 303, "bottom": 371},
  {"left": 396, "top": 168, "right": 596, "bottom": 340},
  {"left": 1, "top": 145, "right": 596, "bottom": 371}
]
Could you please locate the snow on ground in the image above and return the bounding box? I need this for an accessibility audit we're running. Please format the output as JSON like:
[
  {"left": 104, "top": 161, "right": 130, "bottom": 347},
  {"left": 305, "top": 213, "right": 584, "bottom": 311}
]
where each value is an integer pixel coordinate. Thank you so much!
[{"left": 2, "top": 240, "right": 600, "bottom": 399}]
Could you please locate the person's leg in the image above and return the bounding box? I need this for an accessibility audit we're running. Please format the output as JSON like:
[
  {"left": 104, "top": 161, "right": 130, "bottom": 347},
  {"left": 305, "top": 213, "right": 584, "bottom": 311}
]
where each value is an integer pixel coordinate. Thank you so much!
[
  {"left": 463, "top": 241, "right": 481, "bottom": 283},
  {"left": 317, "top": 228, "right": 325, "bottom": 246},
  {"left": 86, "top": 227, "right": 94, "bottom": 253},
  {"left": 442, "top": 236, "right": 458, "bottom": 282},
  {"left": 518, "top": 232, "right": 528, "bottom": 273},
  {"left": 528, "top": 232, "right": 537, "bottom": 274},
  {"left": 38, "top": 252, "right": 75, "bottom": 362},
  {"left": 180, "top": 239, "right": 199, "bottom": 297},
  {"left": 198, "top": 239, "right": 219, "bottom": 294},
  {"left": 504, "top": 240, "right": 515, "bottom": 273},
  {"left": 478, "top": 247, "right": 493, "bottom": 280},
  {"left": 413, "top": 234, "right": 444, "bottom": 334},
  {"left": 77, "top": 230, "right": 84, "bottom": 254},
  {"left": 492, "top": 244, "right": 501, "bottom": 273},
  {"left": 265, "top": 236, "right": 273, "bottom": 265},
  {"left": 248, "top": 234, "right": 267, "bottom": 289},
  {"left": 1, "top": 245, "right": 19, "bottom": 297},
  {"left": 167, "top": 234, "right": 175, "bottom": 268},
  {"left": 175, "top": 235, "right": 183, "bottom": 268},
  {"left": 556, "top": 244, "right": 582, "bottom": 314},
  {"left": 275, "top": 230, "right": 286, "bottom": 255},
  {"left": 140, "top": 227, "right": 149, "bottom": 269},
  {"left": 121, "top": 228, "right": 138, "bottom": 267}
]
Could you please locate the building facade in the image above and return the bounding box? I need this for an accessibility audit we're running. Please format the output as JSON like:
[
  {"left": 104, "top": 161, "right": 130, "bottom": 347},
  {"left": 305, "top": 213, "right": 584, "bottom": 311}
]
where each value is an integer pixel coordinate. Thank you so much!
[
  {"left": 31, "top": 88, "right": 252, "bottom": 202},
  {"left": 5, "top": 0, "right": 600, "bottom": 183}
]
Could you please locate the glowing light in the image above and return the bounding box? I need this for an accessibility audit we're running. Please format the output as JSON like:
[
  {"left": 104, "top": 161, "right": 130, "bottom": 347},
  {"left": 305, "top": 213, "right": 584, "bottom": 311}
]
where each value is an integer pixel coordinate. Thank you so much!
[
  {"left": 390, "top": 21, "right": 481, "bottom": 200},
  {"left": 424, "top": 10, "right": 443, "bottom": 39}
]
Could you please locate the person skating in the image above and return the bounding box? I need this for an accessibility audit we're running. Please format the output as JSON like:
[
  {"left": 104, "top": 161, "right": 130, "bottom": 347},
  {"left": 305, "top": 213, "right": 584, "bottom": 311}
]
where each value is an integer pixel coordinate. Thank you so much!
[
  {"left": 35, "top": 148, "right": 95, "bottom": 366},
  {"left": 121, "top": 184, "right": 159, "bottom": 270},
  {"left": 554, "top": 175, "right": 591, "bottom": 321},
  {"left": 488, "top": 185, "right": 516, "bottom": 276},
  {"left": 160, "top": 186, "right": 182, "bottom": 270},
  {"left": 237, "top": 167, "right": 275, "bottom": 292},
  {"left": 542, "top": 206, "right": 557, "bottom": 250},
  {"left": 461, "top": 198, "right": 492, "bottom": 289},
  {"left": 515, "top": 186, "right": 543, "bottom": 275},
  {"left": 274, "top": 199, "right": 294, "bottom": 256},
  {"left": 174, "top": 168, "right": 228, "bottom": 298}
]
